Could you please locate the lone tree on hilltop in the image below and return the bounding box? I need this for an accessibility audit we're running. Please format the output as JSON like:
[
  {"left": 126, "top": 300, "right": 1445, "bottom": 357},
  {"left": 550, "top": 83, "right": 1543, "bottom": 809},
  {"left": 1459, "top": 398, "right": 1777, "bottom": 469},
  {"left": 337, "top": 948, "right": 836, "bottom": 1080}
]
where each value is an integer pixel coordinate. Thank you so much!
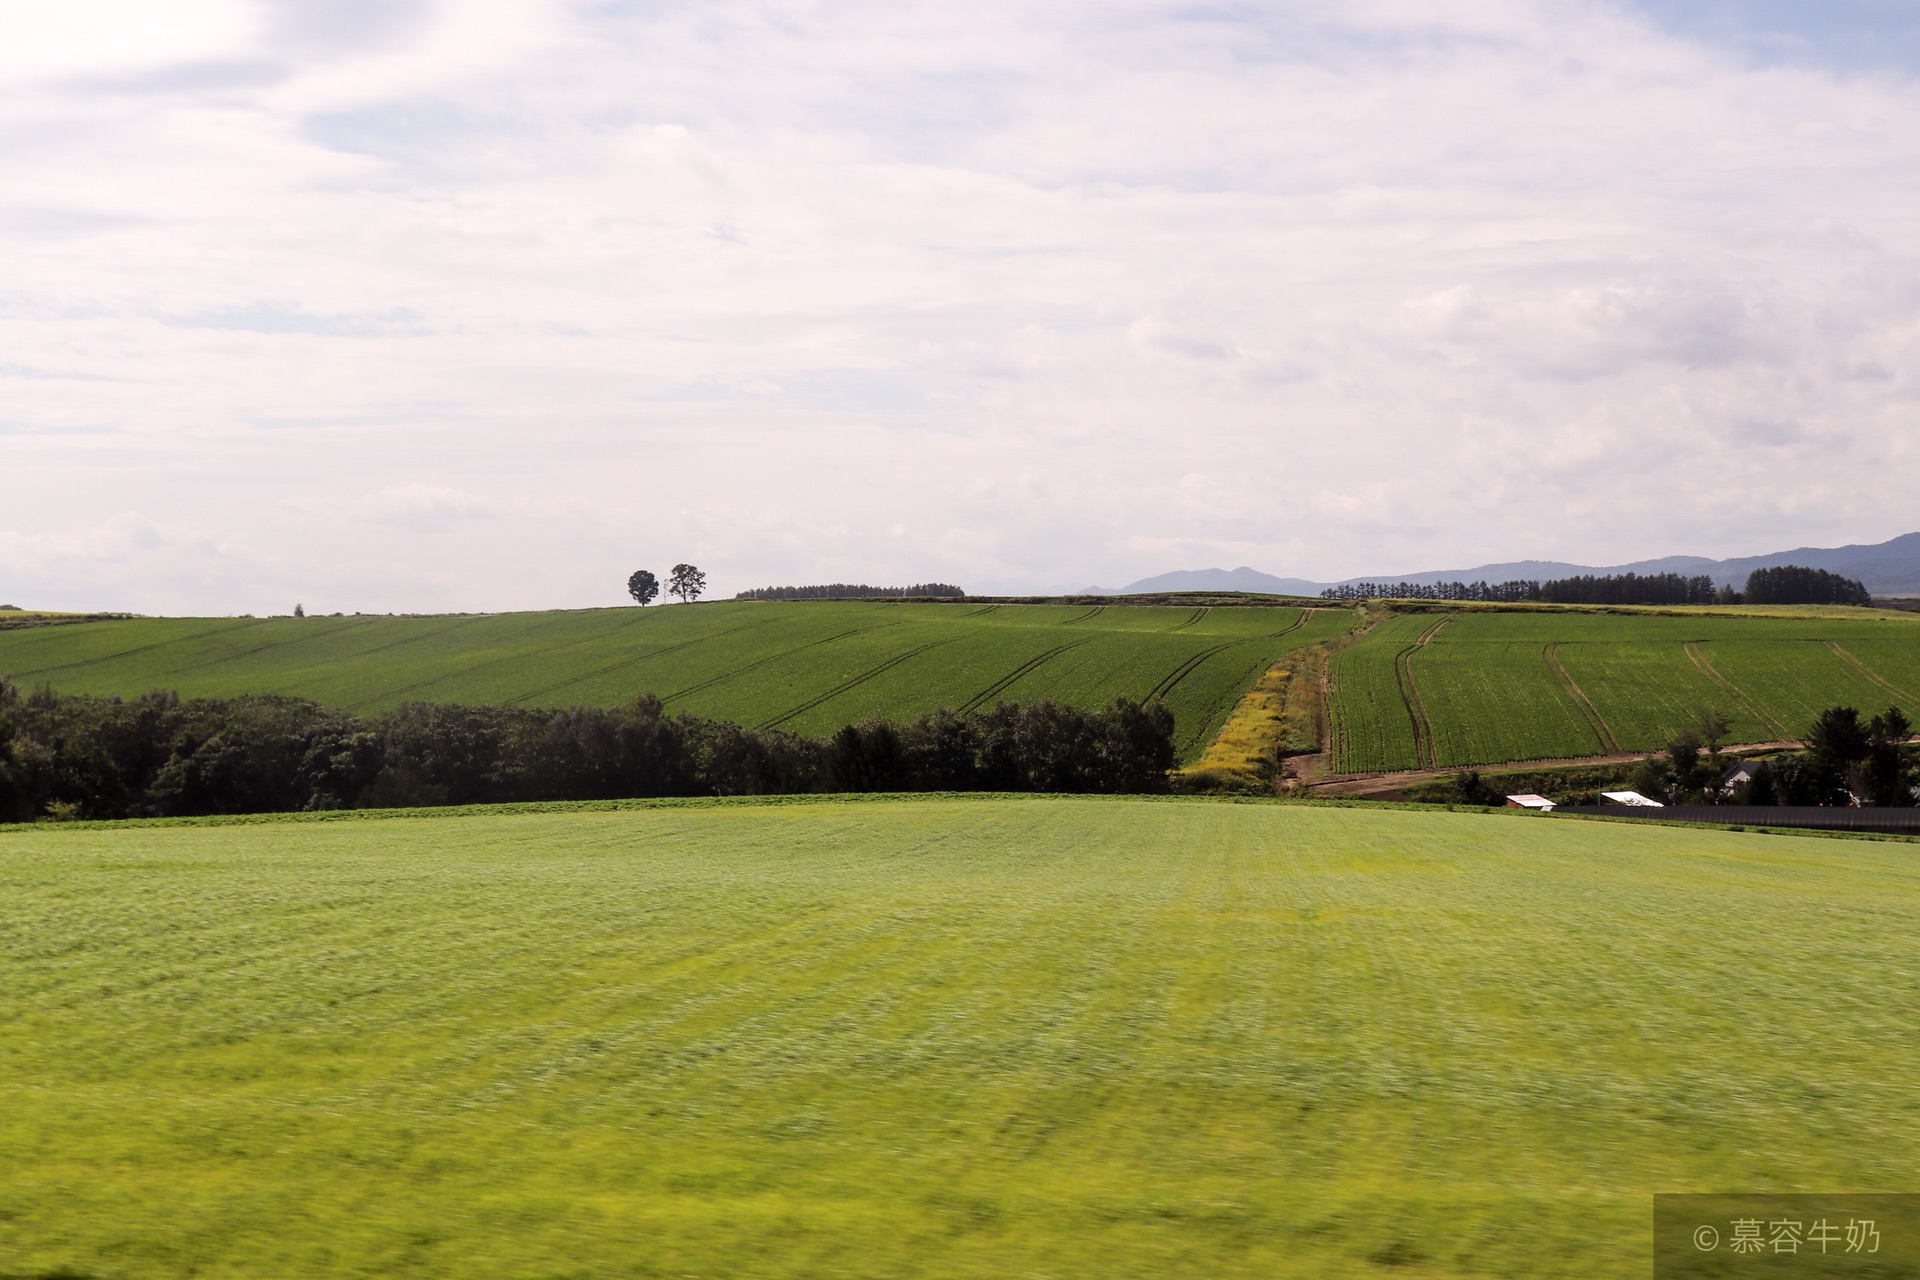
[
  {"left": 669, "top": 563, "right": 706, "bottom": 604},
  {"left": 627, "top": 569, "right": 659, "bottom": 606}
]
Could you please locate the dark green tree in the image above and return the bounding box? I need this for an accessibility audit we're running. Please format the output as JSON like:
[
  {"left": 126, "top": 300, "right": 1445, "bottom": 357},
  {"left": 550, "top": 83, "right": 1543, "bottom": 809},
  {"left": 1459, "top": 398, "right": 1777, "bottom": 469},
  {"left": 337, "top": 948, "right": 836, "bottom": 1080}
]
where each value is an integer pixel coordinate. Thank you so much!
[
  {"left": 668, "top": 563, "right": 706, "bottom": 604},
  {"left": 626, "top": 569, "right": 659, "bottom": 606},
  {"left": 1860, "top": 706, "right": 1915, "bottom": 807}
]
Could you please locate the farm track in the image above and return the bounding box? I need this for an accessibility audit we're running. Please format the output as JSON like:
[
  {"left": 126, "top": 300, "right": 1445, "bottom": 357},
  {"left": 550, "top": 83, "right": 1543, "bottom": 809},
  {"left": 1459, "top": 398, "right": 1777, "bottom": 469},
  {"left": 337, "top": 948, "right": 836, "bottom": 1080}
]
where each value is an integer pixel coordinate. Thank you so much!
[
  {"left": 958, "top": 639, "right": 1098, "bottom": 713},
  {"left": 1684, "top": 641, "right": 1792, "bottom": 740},
  {"left": 1825, "top": 641, "right": 1919, "bottom": 705},
  {"left": 1543, "top": 642, "right": 1620, "bottom": 753},
  {"left": 666, "top": 623, "right": 904, "bottom": 704},
  {"left": 757, "top": 638, "right": 958, "bottom": 730},
  {"left": 1067, "top": 605, "right": 1106, "bottom": 624},
  {"left": 1171, "top": 607, "right": 1209, "bottom": 631},
  {"left": 1394, "top": 616, "right": 1452, "bottom": 770},
  {"left": 1305, "top": 739, "right": 1808, "bottom": 795}
]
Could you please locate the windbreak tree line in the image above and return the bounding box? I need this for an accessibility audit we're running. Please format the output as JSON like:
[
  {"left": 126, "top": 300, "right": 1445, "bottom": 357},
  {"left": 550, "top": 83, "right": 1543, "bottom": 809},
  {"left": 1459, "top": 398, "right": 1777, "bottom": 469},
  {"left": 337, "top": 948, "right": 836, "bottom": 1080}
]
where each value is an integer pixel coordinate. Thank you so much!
[
  {"left": 1318, "top": 565, "right": 1872, "bottom": 608},
  {"left": 735, "top": 583, "right": 967, "bottom": 600},
  {"left": 0, "top": 681, "right": 1176, "bottom": 823}
]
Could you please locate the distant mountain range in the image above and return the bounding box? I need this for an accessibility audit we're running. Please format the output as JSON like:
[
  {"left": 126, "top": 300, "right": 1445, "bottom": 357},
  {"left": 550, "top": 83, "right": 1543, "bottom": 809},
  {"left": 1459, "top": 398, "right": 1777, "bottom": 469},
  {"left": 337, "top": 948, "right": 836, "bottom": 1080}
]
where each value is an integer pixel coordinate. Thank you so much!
[{"left": 1085, "top": 532, "right": 1920, "bottom": 598}]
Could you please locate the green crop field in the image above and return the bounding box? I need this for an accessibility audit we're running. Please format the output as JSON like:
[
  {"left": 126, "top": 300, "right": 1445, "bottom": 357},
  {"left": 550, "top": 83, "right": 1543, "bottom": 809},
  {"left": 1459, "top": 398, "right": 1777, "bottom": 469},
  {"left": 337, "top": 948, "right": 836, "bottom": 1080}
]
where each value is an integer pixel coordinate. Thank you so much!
[
  {"left": 2, "top": 797, "right": 1915, "bottom": 1278},
  {"left": 1326, "top": 607, "right": 1920, "bottom": 773},
  {"left": 0, "top": 602, "right": 1361, "bottom": 760}
]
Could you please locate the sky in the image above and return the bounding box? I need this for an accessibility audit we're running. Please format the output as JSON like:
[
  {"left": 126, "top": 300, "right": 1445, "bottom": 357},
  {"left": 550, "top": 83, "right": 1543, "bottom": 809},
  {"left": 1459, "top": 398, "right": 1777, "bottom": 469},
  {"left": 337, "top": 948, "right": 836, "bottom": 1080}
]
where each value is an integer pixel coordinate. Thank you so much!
[{"left": 3, "top": 0, "right": 1920, "bottom": 613}]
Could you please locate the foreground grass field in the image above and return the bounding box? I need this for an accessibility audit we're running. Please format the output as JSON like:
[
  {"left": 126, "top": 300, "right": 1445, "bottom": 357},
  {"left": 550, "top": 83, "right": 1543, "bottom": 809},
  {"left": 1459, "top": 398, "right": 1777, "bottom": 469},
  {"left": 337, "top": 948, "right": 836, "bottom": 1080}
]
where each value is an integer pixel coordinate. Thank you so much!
[
  {"left": 3, "top": 797, "right": 1916, "bottom": 1278},
  {"left": 1328, "top": 606, "right": 1920, "bottom": 771},
  {"left": 0, "top": 601, "right": 1358, "bottom": 759}
]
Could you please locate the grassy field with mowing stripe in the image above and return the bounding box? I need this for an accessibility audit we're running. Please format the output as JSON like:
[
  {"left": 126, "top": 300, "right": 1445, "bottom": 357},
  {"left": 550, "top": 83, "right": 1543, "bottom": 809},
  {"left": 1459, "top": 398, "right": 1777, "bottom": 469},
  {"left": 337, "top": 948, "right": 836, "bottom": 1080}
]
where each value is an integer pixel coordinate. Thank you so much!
[
  {"left": 0, "top": 602, "right": 1361, "bottom": 760},
  {"left": 1327, "top": 607, "right": 1920, "bottom": 772},
  {"left": 1, "top": 797, "right": 1915, "bottom": 1278}
]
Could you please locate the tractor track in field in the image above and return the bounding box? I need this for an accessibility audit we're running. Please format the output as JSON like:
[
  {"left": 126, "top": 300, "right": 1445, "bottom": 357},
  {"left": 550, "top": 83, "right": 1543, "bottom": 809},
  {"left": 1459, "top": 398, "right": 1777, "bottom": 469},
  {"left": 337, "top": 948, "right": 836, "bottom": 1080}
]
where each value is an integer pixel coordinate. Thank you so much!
[
  {"left": 1543, "top": 642, "right": 1620, "bottom": 753},
  {"left": 1171, "top": 607, "right": 1209, "bottom": 631},
  {"left": 1147, "top": 642, "right": 1235, "bottom": 704},
  {"left": 758, "top": 638, "right": 958, "bottom": 730},
  {"left": 502, "top": 617, "right": 784, "bottom": 707},
  {"left": 155, "top": 616, "right": 394, "bottom": 680},
  {"left": 1684, "top": 641, "right": 1792, "bottom": 741},
  {"left": 1067, "top": 605, "right": 1106, "bottom": 624},
  {"left": 1394, "top": 615, "right": 1452, "bottom": 770},
  {"left": 1267, "top": 611, "right": 1306, "bottom": 640},
  {"left": 663, "top": 623, "right": 905, "bottom": 706},
  {"left": 1825, "top": 641, "right": 1919, "bottom": 706},
  {"left": 959, "top": 639, "right": 1098, "bottom": 713},
  {"left": 4, "top": 617, "right": 281, "bottom": 680},
  {"left": 339, "top": 614, "right": 634, "bottom": 711},
  {"left": 964, "top": 604, "right": 1002, "bottom": 617}
]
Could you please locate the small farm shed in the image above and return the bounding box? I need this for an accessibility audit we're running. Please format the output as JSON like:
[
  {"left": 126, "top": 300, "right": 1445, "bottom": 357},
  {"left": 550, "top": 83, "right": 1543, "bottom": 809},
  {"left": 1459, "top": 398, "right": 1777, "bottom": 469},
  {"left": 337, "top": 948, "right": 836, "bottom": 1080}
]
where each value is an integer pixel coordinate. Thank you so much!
[
  {"left": 1601, "top": 790, "right": 1664, "bottom": 807},
  {"left": 1505, "top": 794, "right": 1556, "bottom": 810}
]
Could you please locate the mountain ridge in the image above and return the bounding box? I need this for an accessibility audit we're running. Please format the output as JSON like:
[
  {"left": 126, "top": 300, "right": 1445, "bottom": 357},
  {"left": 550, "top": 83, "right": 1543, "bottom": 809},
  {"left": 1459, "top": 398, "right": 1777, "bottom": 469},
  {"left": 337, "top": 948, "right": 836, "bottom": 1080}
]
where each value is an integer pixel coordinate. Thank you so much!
[{"left": 1084, "top": 532, "right": 1920, "bottom": 597}]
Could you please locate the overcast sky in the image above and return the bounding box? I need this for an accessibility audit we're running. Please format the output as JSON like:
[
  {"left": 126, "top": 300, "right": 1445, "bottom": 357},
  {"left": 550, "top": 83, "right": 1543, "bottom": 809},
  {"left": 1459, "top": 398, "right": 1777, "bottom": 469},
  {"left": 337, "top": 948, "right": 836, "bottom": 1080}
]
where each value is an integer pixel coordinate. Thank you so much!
[{"left": 5, "top": 0, "right": 1920, "bottom": 613}]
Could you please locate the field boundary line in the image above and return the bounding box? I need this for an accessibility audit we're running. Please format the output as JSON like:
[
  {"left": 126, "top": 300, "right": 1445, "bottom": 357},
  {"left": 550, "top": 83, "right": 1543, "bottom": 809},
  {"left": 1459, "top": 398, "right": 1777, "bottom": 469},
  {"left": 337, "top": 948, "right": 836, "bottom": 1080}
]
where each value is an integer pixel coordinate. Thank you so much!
[
  {"left": 1825, "top": 641, "right": 1919, "bottom": 706},
  {"left": 1394, "top": 615, "right": 1451, "bottom": 770},
  {"left": 757, "top": 638, "right": 958, "bottom": 729},
  {"left": 958, "top": 638, "right": 1098, "bottom": 713},
  {"left": 1684, "top": 641, "right": 1793, "bottom": 741},
  {"left": 1544, "top": 642, "right": 1620, "bottom": 753}
]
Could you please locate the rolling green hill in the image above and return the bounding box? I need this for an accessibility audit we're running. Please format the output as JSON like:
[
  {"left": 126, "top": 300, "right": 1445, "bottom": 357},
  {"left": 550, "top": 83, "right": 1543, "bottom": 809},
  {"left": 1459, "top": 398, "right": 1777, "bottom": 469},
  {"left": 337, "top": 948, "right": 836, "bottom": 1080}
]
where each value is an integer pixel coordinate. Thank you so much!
[
  {"left": 0, "top": 601, "right": 1361, "bottom": 759},
  {"left": 3, "top": 796, "right": 1915, "bottom": 1278},
  {"left": 1327, "top": 606, "right": 1920, "bottom": 772}
]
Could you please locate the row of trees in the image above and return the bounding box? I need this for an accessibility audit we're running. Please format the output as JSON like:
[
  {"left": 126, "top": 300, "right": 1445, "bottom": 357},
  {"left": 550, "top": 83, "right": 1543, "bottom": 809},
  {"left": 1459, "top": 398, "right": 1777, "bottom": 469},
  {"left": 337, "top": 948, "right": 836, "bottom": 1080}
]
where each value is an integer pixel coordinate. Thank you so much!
[
  {"left": 734, "top": 583, "right": 967, "bottom": 601},
  {"left": 0, "top": 682, "right": 1177, "bottom": 822},
  {"left": 1317, "top": 580, "right": 1540, "bottom": 602},
  {"left": 627, "top": 565, "right": 705, "bottom": 606},
  {"left": 1319, "top": 566, "right": 1872, "bottom": 608}
]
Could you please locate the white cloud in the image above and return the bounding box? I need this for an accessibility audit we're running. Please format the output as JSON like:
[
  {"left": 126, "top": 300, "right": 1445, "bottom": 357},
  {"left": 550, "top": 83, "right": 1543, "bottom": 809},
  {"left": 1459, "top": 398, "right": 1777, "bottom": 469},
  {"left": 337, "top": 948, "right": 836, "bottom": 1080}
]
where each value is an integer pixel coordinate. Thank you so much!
[{"left": 1, "top": 0, "right": 1918, "bottom": 612}]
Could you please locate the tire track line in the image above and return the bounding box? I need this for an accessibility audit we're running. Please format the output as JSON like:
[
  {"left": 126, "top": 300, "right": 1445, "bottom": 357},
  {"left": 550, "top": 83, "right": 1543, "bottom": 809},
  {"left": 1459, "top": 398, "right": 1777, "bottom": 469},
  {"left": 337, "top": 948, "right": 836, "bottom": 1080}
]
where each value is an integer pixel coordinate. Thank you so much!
[
  {"left": 757, "top": 638, "right": 958, "bottom": 730},
  {"left": 1394, "top": 616, "right": 1451, "bottom": 770},
  {"left": 3, "top": 618, "right": 276, "bottom": 681},
  {"left": 1825, "top": 640, "right": 1920, "bottom": 706},
  {"left": 958, "top": 639, "right": 1098, "bottom": 713},
  {"left": 1171, "top": 606, "right": 1209, "bottom": 631},
  {"left": 1148, "top": 642, "right": 1234, "bottom": 703},
  {"left": 1683, "top": 640, "right": 1792, "bottom": 741},
  {"left": 504, "top": 617, "right": 782, "bottom": 706},
  {"left": 663, "top": 623, "right": 905, "bottom": 704},
  {"left": 1543, "top": 642, "right": 1619, "bottom": 753}
]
